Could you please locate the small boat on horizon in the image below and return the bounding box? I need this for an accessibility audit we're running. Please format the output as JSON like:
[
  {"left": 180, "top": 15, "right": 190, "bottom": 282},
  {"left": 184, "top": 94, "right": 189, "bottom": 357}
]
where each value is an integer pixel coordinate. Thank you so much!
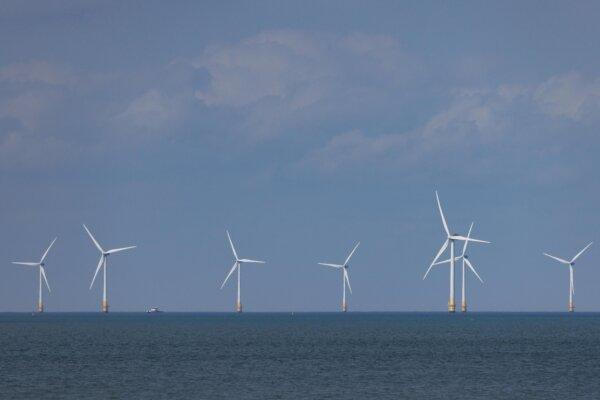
[{"left": 146, "top": 307, "right": 163, "bottom": 313}]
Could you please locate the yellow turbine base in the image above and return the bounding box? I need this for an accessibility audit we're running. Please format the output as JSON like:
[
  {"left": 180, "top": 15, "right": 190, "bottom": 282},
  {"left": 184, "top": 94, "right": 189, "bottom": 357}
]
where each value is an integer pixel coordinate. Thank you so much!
[{"left": 448, "top": 302, "right": 456, "bottom": 313}]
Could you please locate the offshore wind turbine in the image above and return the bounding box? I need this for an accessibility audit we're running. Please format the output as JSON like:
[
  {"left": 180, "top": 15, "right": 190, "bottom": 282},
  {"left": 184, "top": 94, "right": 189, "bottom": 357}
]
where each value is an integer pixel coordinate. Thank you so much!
[
  {"left": 432, "top": 223, "right": 484, "bottom": 312},
  {"left": 543, "top": 242, "right": 593, "bottom": 312},
  {"left": 11, "top": 237, "right": 57, "bottom": 313},
  {"left": 423, "top": 191, "right": 490, "bottom": 312},
  {"left": 318, "top": 242, "right": 360, "bottom": 312},
  {"left": 220, "top": 231, "right": 265, "bottom": 313},
  {"left": 83, "top": 224, "right": 136, "bottom": 313}
]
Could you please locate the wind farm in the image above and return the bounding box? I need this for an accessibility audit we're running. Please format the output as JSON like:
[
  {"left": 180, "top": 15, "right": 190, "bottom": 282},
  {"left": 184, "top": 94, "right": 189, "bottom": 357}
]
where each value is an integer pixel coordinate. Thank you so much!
[{"left": 3, "top": 203, "right": 597, "bottom": 313}]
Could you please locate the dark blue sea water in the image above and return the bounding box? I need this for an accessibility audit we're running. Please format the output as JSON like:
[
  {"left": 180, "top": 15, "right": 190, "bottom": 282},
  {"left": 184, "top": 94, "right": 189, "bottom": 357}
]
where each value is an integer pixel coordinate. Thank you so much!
[{"left": 1, "top": 312, "right": 600, "bottom": 399}]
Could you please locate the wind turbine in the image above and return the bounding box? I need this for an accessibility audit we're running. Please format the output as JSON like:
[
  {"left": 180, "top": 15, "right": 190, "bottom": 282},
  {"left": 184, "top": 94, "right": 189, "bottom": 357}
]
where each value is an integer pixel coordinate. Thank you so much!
[
  {"left": 423, "top": 191, "right": 490, "bottom": 312},
  {"left": 83, "top": 224, "right": 136, "bottom": 313},
  {"left": 220, "top": 231, "right": 265, "bottom": 313},
  {"left": 318, "top": 242, "right": 360, "bottom": 312},
  {"left": 543, "top": 242, "right": 593, "bottom": 312},
  {"left": 12, "top": 237, "right": 57, "bottom": 313},
  {"left": 431, "top": 223, "right": 484, "bottom": 312}
]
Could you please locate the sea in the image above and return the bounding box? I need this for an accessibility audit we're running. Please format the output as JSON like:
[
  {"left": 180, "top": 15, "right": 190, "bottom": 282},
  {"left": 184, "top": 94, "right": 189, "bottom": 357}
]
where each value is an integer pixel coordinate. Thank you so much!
[{"left": 1, "top": 312, "right": 599, "bottom": 399}]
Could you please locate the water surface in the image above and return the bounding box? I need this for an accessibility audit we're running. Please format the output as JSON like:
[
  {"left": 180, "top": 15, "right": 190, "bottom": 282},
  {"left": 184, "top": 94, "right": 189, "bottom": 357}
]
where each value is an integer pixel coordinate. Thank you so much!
[{"left": 1, "top": 312, "right": 599, "bottom": 399}]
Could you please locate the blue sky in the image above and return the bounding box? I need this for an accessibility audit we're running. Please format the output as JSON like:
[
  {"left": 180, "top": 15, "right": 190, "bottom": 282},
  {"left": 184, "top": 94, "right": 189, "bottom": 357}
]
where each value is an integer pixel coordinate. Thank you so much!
[{"left": 1, "top": 1, "right": 599, "bottom": 311}]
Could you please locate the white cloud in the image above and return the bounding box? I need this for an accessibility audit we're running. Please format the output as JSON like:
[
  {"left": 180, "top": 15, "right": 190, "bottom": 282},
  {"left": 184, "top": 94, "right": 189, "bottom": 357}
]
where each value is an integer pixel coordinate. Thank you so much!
[
  {"left": 534, "top": 72, "right": 600, "bottom": 121},
  {"left": 0, "top": 61, "right": 73, "bottom": 85},
  {"left": 193, "top": 30, "right": 334, "bottom": 108},
  {"left": 192, "top": 30, "right": 416, "bottom": 137},
  {"left": 297, "top": 130, "right": 411, "bottom": 171},
  {"left": 295, "top": 80, "right": 559, "bottom": 177},
  {"left": 115, "top": 90, "right": 185, "bottom": 131},
  {"left": 0, "top": 90, "right": 62, "bottom": 130}
]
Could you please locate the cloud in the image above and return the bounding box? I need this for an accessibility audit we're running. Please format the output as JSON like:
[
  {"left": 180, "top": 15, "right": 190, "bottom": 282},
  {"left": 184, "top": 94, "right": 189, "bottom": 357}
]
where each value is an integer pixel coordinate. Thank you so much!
[
  {"left": 194, "top": 31, "right": 327, "bottom": 108},
  {"left": 299, "top": 86, "right": 516, "bottom": 171},
  {"left": 0, "top": 61, "right": 73, "bottom": 85},
  {"left": 1, "top": 33, "right": 598, "bottom": 183},
  {"left": 534, "top": 72, "right": 600, "bottom": 121},
  {"left": 0, "top": 61, "right": 92, "bottom": 168},
  {"left": 296, "top": 130, "right": 410, "bottom": 172},
  {"left": 115, "top": 89, "right": 185, "bottom": 132},
  {"left": 296, "top": 75, "right": 594, "bottom": 182},
  {"left": 192, "top": 30, "right": 416, "bottom": 137}
]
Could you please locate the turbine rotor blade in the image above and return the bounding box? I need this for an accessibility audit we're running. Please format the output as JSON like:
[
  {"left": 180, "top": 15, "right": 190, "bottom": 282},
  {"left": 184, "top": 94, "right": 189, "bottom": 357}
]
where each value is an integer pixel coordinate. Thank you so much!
[
  {"left": 318, "top": 263, "right": 343, "bottom": 268},
  {"left": 543, "top": 253, "right": 570, "bottom": 265},
  {"left": 450, "top": 235, "right": 490, "bottom": 244},
  {"left": 220, "top": 262, "right": 238, "bottom": 289},
  {"left": 344, "top": 242, "right": 360, "bottom": 266},
  {"left": 571, "top": 242, "right": 593, "bottom": 263},
  {"left": 39, "top": 237, "right": 57, "bottom": 264},
  {"left": 424, "top": 239, "right": 449, "bottom": 280},
  {"left": 344, "top": 269, "right": 352, "bottom": 294},
  {"left": 461, "top": 223, "right": 473, "bottom": 256},
  {"left": 106, "top": 246, "right": 136, "bottom": 255},
  {"left": 12, "top": 262, "right": 39, "bottom": 266},
  {"left": 89, "top": 255, "right": 104, "bottom": 289},
  {"left": 432, "top": 256, "right": 462, "bottom": 266},
  {"left": 464, "top": 258, "right": 484, "bottom": 284},
  {"left": 238, "top": 259, "right": 265, "bottom": 264},
  {"left": 40, "top": 266, "right": 51, "bottom": 292},
  {"left": 435, "top": 191, "right": 450, "bottom": 237},
  {"left": 83, "top": 224, "right": 104, "bottom": 253},
  {"left": 226, "top": 231, "right": 238, "bottom": 260}
]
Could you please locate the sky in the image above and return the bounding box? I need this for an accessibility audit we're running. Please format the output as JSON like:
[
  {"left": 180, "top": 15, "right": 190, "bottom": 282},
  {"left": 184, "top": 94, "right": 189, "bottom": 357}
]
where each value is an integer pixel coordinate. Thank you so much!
[{"left": 1, "top": 0, "right": 599, "bottom": 312}]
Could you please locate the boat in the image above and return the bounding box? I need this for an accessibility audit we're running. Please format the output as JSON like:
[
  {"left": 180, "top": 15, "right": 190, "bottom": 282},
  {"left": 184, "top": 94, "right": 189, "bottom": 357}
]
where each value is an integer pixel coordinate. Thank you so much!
[{"left": 146, "top": 307, "right": 163, "bottom": 313}]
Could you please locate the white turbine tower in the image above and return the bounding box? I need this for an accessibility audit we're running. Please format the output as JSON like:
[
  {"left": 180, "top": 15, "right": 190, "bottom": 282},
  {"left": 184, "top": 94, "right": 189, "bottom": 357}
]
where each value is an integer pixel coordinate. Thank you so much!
[
  {"left": 431, "top": 223, "right": 484, "bottom": 312},
  {"left": 12, "top": 237, "right": 57, "bottom": 313},
  {"left": 423, "top": 191, "right": 490, "bottom": 312},
  {"left": 318, "top": 242, "right": 360, "bottom": 312},
  {"left": 543, "top": 242, "right": 593, "bottom": 312},
  {"left": 220, "top": 231, "right": 265, "bottom": 313},
  {"left": 83, "top": 224, "right": 136, "bottom": 313}
]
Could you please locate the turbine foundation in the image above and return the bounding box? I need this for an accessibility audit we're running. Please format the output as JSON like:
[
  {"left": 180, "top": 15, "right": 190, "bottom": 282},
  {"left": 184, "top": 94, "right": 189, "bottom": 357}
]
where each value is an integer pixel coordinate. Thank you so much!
[
  {"left": 236, "top": 301, "right": 243, "bottom": 313},
  {"left": 342, "top": 302, "right": 348, "bottom": 312},
  {"left": 101, "top": 300, "right": 109, "bottom": 313},
  {"left": 569, "top": 302, "right": 574, "bottom": 313},
  {"left": 461, "top": 301, "right": 467, "bottom": 313},
  {"left": 37, "top": 302, "right": 44, "bottom": 313},
  {"left": 448, "top": 301, "right": 456, "bottom": 313}
]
